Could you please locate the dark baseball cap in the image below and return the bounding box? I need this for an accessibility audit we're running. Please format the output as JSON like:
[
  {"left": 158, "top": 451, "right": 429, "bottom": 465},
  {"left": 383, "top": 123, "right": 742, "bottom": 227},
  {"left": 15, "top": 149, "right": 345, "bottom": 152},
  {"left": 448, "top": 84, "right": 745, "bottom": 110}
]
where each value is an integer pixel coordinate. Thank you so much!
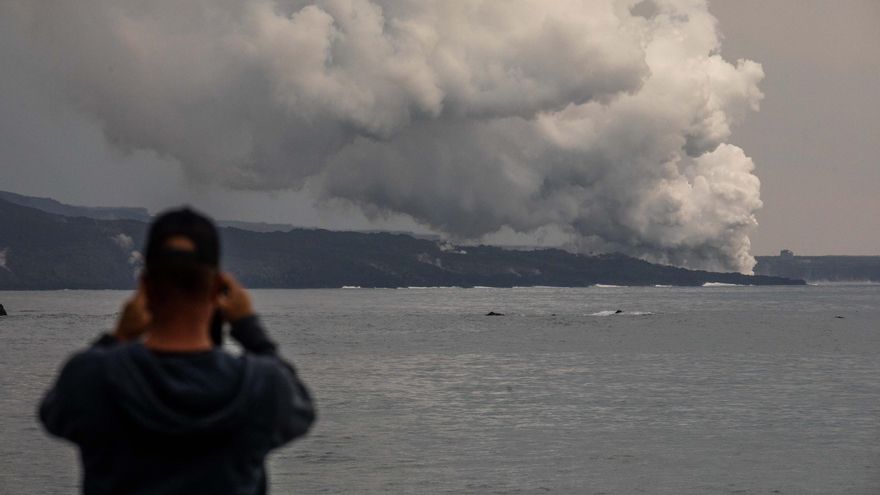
[{"left": 145, "top": 208, "right": 220, "bottom": 268}]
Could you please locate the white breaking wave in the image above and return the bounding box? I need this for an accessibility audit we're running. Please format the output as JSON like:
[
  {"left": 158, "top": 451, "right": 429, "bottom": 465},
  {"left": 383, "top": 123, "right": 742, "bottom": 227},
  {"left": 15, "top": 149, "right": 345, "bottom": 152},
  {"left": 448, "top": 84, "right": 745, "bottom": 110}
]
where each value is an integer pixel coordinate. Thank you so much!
[
  {"left": 589, "top": 310, "right": 654, "bottom": 316},
  {"left": 702, "top": 282, "right": 744, "bottom": 287},
  {"left": 591, "top": 310, "right": 620, "bottom": 316},
  {"left": 404, "top": 286, "right": 460, "bottom": 289},
  {"left": 808, "top": 281, "right": 880, "bottom": 286}
]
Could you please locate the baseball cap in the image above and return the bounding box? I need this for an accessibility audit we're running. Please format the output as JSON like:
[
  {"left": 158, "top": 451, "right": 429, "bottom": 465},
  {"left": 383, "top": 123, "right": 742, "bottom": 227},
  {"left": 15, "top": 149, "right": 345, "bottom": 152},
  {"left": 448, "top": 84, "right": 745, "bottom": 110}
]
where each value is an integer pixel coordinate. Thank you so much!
[{"left": 145, "top": 208, "right": 220, "bottom": 268}]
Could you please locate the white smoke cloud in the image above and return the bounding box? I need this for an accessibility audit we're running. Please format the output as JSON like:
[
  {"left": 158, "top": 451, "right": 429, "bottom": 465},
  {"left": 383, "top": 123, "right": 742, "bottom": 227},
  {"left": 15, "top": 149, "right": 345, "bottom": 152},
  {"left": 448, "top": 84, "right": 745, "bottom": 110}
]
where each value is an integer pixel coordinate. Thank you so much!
[
  {"left": 6, "top": 0, "right": 764, "bottom": 272},
  {"left": 128, "top": 251, "right": 144, "bottom": 267},
  {"left": 111, "top": 234, "right": 135, "bottom": 251},
  {"left": 110, "top": 234, "right": 143, "bottom": 277}
]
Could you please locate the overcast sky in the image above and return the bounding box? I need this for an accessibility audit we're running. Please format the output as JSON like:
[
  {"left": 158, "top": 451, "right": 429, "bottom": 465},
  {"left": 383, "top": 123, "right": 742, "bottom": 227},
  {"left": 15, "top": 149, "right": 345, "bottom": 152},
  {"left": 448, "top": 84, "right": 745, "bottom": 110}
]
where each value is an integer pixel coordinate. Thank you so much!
[
  {"left": 710, "top": 0, "right": 880, "bottom": 255},
  {"left": 1, "top": 0, "right": 877, "bottom": 259}
]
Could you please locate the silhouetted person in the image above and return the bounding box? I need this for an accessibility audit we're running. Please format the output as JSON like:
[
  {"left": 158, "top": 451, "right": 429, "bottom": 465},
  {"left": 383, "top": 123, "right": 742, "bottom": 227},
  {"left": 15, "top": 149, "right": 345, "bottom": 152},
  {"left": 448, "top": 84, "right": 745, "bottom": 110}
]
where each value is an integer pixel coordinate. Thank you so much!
[{"left": 39, "top": 208, "right": 315, "bottom": 494}]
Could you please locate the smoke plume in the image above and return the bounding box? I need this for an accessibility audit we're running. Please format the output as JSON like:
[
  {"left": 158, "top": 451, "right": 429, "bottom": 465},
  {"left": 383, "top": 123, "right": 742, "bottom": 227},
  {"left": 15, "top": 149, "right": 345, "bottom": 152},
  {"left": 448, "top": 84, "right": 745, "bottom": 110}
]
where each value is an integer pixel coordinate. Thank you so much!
[{"left": 8, "top": 0, "right": 765, "bottom": 272}]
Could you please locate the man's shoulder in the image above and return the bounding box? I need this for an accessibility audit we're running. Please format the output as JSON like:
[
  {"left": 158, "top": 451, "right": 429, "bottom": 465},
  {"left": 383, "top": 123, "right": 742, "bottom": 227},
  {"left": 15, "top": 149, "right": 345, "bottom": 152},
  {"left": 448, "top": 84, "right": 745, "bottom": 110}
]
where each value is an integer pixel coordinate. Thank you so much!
[
  {"left": 60, "top": 340, "right": 144, "bottom": 381},
  {"left": 49, "top": 342, "right": 125, "bottom": 403}
]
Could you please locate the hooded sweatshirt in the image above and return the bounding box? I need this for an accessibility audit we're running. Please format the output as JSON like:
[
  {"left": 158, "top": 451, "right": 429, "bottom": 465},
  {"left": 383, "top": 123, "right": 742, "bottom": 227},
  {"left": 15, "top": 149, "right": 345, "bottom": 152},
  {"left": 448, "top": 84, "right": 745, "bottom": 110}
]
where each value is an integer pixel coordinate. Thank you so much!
[{"left": 39, "top": 316, "right": 315, "bottom": 495}]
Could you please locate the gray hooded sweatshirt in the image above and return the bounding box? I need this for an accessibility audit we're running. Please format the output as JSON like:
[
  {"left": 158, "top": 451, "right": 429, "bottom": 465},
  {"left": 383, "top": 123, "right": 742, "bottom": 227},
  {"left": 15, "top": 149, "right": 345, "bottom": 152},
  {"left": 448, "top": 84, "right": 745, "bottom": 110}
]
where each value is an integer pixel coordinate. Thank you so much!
[{"left": 39, "top": 316, "right": 315, "bottom": 495}]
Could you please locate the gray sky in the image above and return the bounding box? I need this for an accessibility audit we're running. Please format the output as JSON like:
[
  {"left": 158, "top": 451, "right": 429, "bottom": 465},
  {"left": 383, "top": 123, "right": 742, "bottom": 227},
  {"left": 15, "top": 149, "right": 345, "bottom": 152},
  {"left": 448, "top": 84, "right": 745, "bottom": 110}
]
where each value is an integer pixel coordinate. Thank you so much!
[
  {"left": 1, "top": 0, "right": 877, "bottom": 259},
  {"left": 710, "top": 0, "right": 880, "bottom": 255}
]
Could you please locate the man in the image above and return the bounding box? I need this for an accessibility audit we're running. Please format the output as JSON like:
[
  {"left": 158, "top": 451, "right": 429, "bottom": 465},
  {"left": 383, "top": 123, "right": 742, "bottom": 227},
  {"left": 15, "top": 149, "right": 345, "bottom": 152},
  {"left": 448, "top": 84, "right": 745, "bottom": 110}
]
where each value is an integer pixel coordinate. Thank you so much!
[{"left": 39, "top": 208, "right": 315, "bottom": 495}]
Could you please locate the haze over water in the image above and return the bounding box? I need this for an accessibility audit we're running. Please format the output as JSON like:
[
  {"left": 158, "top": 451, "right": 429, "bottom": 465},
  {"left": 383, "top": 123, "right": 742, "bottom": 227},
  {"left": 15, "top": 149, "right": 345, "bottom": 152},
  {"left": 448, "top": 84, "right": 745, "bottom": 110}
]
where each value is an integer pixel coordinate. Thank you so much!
[{"left": 2, "top": 285, "right": 879, "bottom": 494}]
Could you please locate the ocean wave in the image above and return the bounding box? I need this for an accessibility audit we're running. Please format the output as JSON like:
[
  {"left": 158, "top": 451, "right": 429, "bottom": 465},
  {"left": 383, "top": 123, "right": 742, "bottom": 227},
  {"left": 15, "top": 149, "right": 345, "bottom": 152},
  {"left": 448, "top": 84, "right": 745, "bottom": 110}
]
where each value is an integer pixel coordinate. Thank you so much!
[
  {"left": 513, "top": 286, "right": 564, "bottom": 289},
  {"left": 808, "top": 281, "right": 880, "bottom": 286},
  {"left": 589, "top": 310, "right": 654, "bottom": 316}
]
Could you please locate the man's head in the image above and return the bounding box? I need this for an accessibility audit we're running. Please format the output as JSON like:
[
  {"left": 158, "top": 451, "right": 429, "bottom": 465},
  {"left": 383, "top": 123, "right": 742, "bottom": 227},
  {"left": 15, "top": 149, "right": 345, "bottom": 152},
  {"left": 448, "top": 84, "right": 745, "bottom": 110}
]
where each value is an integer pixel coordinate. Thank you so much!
[{"left": 142, "top": 208, "right": 222, "bottom": 315}]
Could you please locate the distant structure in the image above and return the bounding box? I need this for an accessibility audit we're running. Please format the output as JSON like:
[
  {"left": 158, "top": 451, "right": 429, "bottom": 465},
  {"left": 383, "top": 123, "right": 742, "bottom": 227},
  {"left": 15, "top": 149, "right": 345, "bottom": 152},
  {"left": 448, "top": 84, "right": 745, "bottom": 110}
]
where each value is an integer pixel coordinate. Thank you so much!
[{"left": 756, "top": 251, "right": 880, "bottom": 283}]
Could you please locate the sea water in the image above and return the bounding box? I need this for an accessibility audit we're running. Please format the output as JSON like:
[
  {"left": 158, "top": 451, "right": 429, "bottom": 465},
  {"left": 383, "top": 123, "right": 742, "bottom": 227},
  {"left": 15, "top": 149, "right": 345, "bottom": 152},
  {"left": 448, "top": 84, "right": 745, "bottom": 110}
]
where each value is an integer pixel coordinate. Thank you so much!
[{"left": 1, "top": 285, "right": 878, "bottom": 494}]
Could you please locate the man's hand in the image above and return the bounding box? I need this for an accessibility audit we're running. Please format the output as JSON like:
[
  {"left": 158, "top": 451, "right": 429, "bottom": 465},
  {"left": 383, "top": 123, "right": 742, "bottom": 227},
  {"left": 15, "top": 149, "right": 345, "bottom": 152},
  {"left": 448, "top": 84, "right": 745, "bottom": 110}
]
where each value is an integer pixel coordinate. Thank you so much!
[
  {"left": 217, "top": 273, "right": 255, "bottom": 322},
  {"left": 114, "top": 288, "right": 151, "bottom": 342}
]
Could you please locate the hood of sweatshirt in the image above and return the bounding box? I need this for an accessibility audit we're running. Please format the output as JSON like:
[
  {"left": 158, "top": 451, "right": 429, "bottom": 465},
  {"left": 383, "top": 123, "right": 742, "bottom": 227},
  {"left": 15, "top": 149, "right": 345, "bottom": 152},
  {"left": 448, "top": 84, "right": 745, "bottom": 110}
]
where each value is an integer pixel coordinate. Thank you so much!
[{"left": 104, "top": 343, "right": 255, "bottom": 437}]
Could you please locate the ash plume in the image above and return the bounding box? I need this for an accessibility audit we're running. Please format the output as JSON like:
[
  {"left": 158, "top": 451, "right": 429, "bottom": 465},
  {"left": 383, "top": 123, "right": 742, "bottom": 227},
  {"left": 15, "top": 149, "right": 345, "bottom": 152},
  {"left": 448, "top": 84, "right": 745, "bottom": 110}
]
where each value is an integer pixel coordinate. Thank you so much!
[
  {"left": 111, "top": 233, "right": 144, "bottom": 278},
  {"left": 7, "top": 0, "right": 764, "bottom": 272}
]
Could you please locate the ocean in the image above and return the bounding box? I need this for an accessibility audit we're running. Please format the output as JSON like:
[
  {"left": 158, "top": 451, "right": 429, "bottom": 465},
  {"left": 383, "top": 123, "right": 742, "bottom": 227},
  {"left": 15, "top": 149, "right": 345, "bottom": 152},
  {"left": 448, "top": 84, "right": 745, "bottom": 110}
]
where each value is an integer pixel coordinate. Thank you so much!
[{"left": 1, "top": 285, "right": 878, "bottom": 494}]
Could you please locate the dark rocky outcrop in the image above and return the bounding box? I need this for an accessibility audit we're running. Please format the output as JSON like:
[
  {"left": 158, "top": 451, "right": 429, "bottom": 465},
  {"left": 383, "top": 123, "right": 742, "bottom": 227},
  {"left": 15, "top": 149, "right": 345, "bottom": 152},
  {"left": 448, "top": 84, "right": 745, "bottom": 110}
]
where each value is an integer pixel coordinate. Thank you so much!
[{"left": 0, "top": 304, "right": 6, "bottom": 316}]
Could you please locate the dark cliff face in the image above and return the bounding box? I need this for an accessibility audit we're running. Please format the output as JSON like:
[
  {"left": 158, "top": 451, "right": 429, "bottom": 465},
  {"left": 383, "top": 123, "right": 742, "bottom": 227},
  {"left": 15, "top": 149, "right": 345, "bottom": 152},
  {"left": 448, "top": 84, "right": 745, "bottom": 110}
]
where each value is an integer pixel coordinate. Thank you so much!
[{"left": 0, "top": 198, "right": 804, "bottom": 290}]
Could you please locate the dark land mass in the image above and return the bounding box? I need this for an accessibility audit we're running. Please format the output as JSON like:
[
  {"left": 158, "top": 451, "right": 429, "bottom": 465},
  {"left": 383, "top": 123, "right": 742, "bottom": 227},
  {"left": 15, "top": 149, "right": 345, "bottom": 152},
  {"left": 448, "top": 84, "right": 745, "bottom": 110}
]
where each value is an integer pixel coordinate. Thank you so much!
[
  {"left": 756, "top": 254, "right": 880, "bottom": 283},
  {"left": 0, "top": 190, "right": 152, "bottom": 222},
  {"left": 0, "top": 190, "right": 292, "bottom": 233},
  {"left": 0, "top": 198, "right": 803, "bottom": 290}
]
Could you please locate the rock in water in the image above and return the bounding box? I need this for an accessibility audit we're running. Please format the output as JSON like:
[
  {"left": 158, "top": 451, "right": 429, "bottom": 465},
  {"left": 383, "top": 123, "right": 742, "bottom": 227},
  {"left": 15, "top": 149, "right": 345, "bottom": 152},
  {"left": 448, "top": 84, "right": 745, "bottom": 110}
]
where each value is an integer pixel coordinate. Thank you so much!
[
  {"left": 0, "top": 304, "right": 6, "bottom": 316},
  {"left": 486, "top": 311, "right": 504, "bottom": 316}
]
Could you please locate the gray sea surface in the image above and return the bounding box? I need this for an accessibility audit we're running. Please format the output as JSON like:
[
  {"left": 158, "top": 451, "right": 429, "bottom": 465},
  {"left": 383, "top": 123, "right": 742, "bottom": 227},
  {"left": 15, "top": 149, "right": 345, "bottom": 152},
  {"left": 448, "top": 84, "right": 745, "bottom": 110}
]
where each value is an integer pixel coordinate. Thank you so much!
[{"left": 1, "top": 285, "right": 879, "bottom": 494}]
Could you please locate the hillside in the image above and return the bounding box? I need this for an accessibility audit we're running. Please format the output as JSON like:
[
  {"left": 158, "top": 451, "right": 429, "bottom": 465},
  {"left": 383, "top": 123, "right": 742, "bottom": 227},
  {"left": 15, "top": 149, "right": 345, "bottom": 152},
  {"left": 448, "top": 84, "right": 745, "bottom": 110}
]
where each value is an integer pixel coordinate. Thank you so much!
[
  {"left": 0, "top": 198, "right": 804, "bottom": 289},
  {"left": 0, "top": 190, "right": 151, "bottom": 222},
  {"left": 0, "top": 200, "right": 146, "bottom": 289}
]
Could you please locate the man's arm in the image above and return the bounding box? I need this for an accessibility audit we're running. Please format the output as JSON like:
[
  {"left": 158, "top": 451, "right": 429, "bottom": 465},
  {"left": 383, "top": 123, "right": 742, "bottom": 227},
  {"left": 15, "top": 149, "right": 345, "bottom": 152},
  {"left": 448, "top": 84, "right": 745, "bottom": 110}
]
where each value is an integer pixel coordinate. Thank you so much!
[
  {"left": 38, "top": 351, "right": 109, "bottom": 443},
  {"left": 220, "top": 274, "right": 316, "bottom": 446},
  {"left": 39, "top": 290, "right": 147, "bottom": 442}
]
